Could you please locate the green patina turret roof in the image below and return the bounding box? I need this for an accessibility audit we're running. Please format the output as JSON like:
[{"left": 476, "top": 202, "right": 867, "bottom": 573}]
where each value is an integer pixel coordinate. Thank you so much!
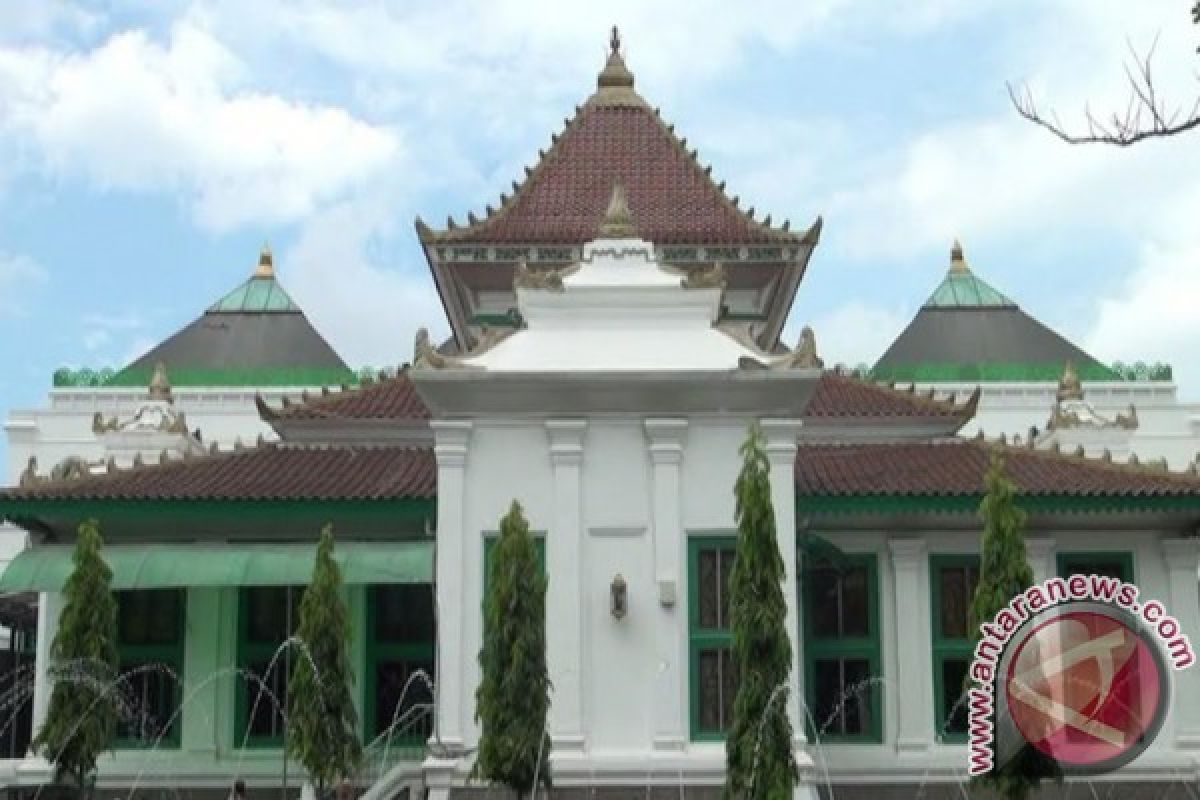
[
  {"left": 207, "top": 250, "right": 300, "bottom": 312},
  {"left": 873, "top": 242, "right": 1116, "bottom": 382}
]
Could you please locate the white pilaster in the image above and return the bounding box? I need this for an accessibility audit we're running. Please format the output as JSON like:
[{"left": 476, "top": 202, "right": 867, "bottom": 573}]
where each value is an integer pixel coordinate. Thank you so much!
[
  {"left": 545, "top": 418, "right": 587, "bottom": 752},
  {"left": 30, "top": 590, "right": 63, "bottom": 749},
  {"left": 1026, "top": 537, "right": 1056, "bottom": 585},
  {"left": 888, "top": 537, "right": 933, "bottom": 753},
  {"left": 760, "top": 420, "right": 807, "bottom": 750},
  {"left": 644, "top": 418, "right": 687, "bottom": 752},
  {"left": 1161, "top": 538, "right": 1200, "bottom": 748},
  {"left": 429, "top": 420, "right": 472, "bottom": 751}
]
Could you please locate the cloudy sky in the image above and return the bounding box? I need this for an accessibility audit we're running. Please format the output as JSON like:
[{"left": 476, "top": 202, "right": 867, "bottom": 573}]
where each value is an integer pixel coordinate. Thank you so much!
[{"left": 1, "top": 0, "right": 1199, "bottom": 428}]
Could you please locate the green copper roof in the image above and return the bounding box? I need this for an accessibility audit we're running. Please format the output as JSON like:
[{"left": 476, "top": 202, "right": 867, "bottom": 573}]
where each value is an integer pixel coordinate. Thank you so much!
[
  {"left": 924, "top": 270, "right": 1015, "bottom": 308},
  {"left": 208, "top": 275, "right": 299, "bottom": 313}
]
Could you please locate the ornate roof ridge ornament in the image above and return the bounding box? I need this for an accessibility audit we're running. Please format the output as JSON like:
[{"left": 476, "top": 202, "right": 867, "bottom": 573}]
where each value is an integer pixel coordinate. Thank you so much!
[
  {"left": 514, "top": 260, "right": 567, "bottom": 292},
  {"left": 589, "top": 26, "right": 647, "bottom": 108},
  {"left": 682, "top": 261, "right": 726, "bottom": 290},
  {"left": 149, "top": 361, "right": 173, "bottom": 403},
  {"left": 1056, "top": 359, "right": 1083, "bottom": 403},
  {"left": 732, "top": 325, "right": 824, "bottom": 370},
  {"left": 949, "top": 238, "right": 970, "bottom": 274},
  {"left": 599, "top": 182, "right": 637, "bottom": 238},
  {"left": 1047, "top": 359, "right": 1139, "bottom": 431},
  {"left": 413, "top": 328, "right": 484, "bottom": 371},
  {"left": 254, "top": 243, "right": 275, "bottom": 278}
]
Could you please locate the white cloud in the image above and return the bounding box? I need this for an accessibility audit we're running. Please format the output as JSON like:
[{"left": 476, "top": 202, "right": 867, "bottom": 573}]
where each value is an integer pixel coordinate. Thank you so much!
[
  {"left": 0, "top": 252, "right": 47, "bottom": 317},
  {"left": 0, "top": 22, "right": 400, "bottom": 231}
]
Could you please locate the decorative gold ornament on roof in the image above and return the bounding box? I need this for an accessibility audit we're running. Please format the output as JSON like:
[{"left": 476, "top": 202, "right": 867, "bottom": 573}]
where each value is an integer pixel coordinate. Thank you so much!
[
  {"left": 949, "top": 239, "right": 970, "bottom": 274},
  {"left": 589, "top": 26, "right": 646, "bottom": 107},
  {"left": 1056, "top": 360, "right": 1083, "bottom": 403},
  {"left": 413, "top": 328, "right": 483, "bottom": 371},
  {"left": 514, "top": 260, "right": 566, "bottom": 292},
  {"left": 599, "top": 183, "right": 637, "bottom": 238},
  {"left": 149, "top": 361, "right": 173, "bottom": 403},
  {"left": 682, "top": 261, "right": 726, "bottom": 290},
  {"left": 254, "top": 243, "right": 275, "bottom": 278}
]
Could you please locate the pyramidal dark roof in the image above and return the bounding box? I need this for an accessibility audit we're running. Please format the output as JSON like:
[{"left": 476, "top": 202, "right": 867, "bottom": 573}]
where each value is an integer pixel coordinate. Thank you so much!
[
  {"left": 114, "top": 247, "right": 353, "bottom": 388},
  {"left": 417, "top": 28, "right": 818, "bottom": 247},
  {"left": 873, "top": 242, "right": 1116, "bottom": 383}
]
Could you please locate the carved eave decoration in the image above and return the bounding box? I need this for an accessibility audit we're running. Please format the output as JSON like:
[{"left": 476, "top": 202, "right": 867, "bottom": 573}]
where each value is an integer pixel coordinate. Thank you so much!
[
  {"left": 412, "top": 327, "right": 492, "bottom": 371},
  {"left": 731, "top": 324, "right": 825, "bottom": 371},
  {"left": 513, "top": 260, "right": 570, "bottom": 292},
  {"left": 681, "top": 261, "right": 727, "bottom": 290}
]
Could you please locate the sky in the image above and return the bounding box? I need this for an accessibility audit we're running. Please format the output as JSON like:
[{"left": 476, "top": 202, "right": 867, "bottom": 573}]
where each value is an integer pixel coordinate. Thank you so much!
[{"left": 1, "top": 0, "right": 1200, "bottom": 433}]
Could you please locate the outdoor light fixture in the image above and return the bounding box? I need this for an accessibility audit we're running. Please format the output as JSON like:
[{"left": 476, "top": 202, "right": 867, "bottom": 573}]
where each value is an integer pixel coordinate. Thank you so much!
[{"left": 610, "top": 574, "right": 628, "bottom": 619}]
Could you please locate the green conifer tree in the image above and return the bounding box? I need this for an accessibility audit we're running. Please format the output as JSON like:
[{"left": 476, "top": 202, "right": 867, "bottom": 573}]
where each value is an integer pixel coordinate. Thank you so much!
[
  {"left": 33, "top": 519, "right": 118, "bottom": 799},
  {"left": 969, "top": 452, "right": 1061, "bottom": 799},
  {"left": 287, "top": 525, "right": 362, "bottom": 796},
  {"left": 474, "top": 500, "right": 551, "bottom": 799},
  {"left": 724, "top": 424, "right": 797, "bottom": 800}
]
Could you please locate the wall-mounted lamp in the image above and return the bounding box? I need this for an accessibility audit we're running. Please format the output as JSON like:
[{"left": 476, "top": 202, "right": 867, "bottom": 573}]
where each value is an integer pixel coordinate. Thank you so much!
[{"left": 610, "top": 574, "right": 628, "bottom": 620}]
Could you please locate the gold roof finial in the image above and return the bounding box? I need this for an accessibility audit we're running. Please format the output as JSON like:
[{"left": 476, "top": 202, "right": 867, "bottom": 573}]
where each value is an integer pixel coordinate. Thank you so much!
[
  {"left": 949, "top": 239, "right": 970, "bottom": 274},
  {"left": 254, "top": 243, "right": 275, "bottom": 278},
  {"left": 149, "top": 361, "right": 173, "bottom": 403},
  {"left": 1056, "top": 360, "right": 1083, "bottom": 403},
  {"left": 590, "top": 26, "right": 644, "bottom": 107},
  {"left": 599, "top": 182, "right": 637, "bottom": 238}
]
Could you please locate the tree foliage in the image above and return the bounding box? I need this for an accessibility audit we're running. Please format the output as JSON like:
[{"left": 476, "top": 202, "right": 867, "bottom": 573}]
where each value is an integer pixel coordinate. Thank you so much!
[
  {"left": 724, "top": 424, "right": 797, "bottom": 800},
  {"left": 474, "top": 501, "right": 551, "bottom": 799},
  {"left": 288, "top": 525, "right": 362, "bottom": 794},
  {"left": 34, "top": 519, "right": 119, "bottom": 798},
  {"left": 969, "top": 453, "right": 1061, "bottom": 800}
]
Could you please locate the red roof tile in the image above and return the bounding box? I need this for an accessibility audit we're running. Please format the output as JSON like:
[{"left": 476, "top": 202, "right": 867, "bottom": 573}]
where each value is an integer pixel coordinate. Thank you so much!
[
  {"left": 796, "top": 440, "right": 1200, "bottom": 498},
  {"left": 419, "top": 54, "right": 812, "bottom": 246},
  {"left": 261, "top": 372, "right": 430, "bottom": 421},
  {"left": 805, "top": 373, "right": 976, "bottom": 421},
  {"left": 2, "top": 445, "right": 435, "bottom": 502}
]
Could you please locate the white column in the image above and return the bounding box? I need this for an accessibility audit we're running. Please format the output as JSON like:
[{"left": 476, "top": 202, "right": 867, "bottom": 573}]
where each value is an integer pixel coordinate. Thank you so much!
[
  {"left": 888, "top": 538, "right": 933, "bottom": 753},
  {"left": 644, "top": 418, "right": 687, "bottom": 752},
  {"left": 430, "top": 420, "right": 472, "bottom": 750},
  {"left": 1026, "top": 537, "right": 1056, "bottom": 585},
  {"left": 1161, "top": 538, "right": 1200, "bottom": 748},
  {"left": 545, "top": 419, "right": 586, "bottom": 752},
  {"left": 29, "top": 590, "right": 63, "bottom": 750}
]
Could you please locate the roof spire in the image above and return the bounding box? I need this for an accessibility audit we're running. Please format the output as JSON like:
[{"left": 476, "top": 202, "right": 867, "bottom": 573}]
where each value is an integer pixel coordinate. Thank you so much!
[
  {"left": 149, "top": 361, "right": 173, "bottom": 403},
  {"left": 949, "top": 239, "right": 969, "bottom": 274},
  {"left": 254, "top": 243, "right": 275, "bottom": 278},
  {"left": 1056, "top": 360, "right": 1084, "bottom": 403},
  {"left": 599, "top": 182, "right": 637, "bottom": 238},
  {"left": 590, "top": 26, "right": 645, "bottom": 108}
]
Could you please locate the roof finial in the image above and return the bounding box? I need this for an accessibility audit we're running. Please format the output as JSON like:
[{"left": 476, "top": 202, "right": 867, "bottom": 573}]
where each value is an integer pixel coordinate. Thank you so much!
[
  {"left": 949, "top": 239, "right": 969, "bottom": 274},
  {"left": 590, "top": 25, "right": 643, "bottom": 107},
  {"left": 610, "top": 24, "right": 621, "bottom": 56},
  {"left": 1056, "top": 360, "right": 1084, "bottom": 403},
  {"left": 149, "top": 361, "right": 173, "bottom": 403},
  {"left": 599, "top": 182, "right": 637, "bottom": 238},
  {"left": 255, "top": 242, "right": 275, "bottom": 278}
]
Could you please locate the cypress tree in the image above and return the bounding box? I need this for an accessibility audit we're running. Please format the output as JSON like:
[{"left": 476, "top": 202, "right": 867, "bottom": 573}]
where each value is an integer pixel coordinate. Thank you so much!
[
  {"left": 724, "top": 424, "right": 797, "bottom": 800},
  {"left": 288, "top": 525, "right": 362, "bottom": 796},
  {"left": 474, "top": 500, "right": 551, "bottom": 799},
  {"left": 969, "top": 451, "right": 1061, "bottom": 799},
  {"left": 33, "top": 519, "right": 118, "bottom": 799}
]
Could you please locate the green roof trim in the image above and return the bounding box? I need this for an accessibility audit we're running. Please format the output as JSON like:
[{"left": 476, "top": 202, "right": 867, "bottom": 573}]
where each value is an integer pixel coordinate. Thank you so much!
[
  {"left": 207, "top": 276, "right": 299, "bottom": 313},
  {"left": 870, "top": 361, "right": 1121, "bottom": 383},
  {"left": 924, "top": 271, "right": 1015, "bottom": 308},
  {"left": 800, "top": 493, "right": 1200, "bottom": 516},
  {"left": 55, "top": 365, "right": 360, "bottom": 388}
]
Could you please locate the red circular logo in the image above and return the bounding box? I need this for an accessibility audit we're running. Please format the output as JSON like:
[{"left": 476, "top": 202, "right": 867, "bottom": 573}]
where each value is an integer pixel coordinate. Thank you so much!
[{"left": 1004, "top": 608, "right": 1168, "bottom": 770}]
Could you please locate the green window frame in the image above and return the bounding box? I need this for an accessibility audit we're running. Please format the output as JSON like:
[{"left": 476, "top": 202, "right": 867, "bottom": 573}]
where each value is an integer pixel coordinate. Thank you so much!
[
  {"left": 1057, "top": 551, "right": 1134, "bottom": 582},
  {"left": 365, "top": 584, "right": 436, "bottom": 750},
  {"left": 803, "top": 553, "right": 882, "bottom": 743},
  {"left": 929, "top": 555, "right": 980, "bottom": 742},
  {"left": 114, "top": 589, "right": 185, "bottom": 748},
  {"left": 234, "top": 586, "right": 302, "bottom": 748},
  {"left": 687, "top": 535, "right": 738, "bottom": 741}
]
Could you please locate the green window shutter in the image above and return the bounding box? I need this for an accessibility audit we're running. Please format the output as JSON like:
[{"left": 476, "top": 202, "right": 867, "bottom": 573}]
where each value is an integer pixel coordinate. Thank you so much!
[
  {"left": 364, "top": 583, "right": 436, "bottom": 754},
  {"left": 234, "top": 586, "right": 302, "bottom": 749},
  {"left": 929, "top": 554, "right": 980, "bottom": 742},
  {"left": 687, "top": 535, "right": 737, "bottom": 741},
  {"left": 1056, "top": 551, "right": 1134, "bottom": 583},
  {"left": 113, "top": 589, "right": 186, "bottom": 749},
  {"left": 802, "top": 552, "right": 882, "bottom": 743}
]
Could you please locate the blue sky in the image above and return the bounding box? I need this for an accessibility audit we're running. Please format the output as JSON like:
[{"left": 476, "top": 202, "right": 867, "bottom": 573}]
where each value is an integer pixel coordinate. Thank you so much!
[{"left": 1, "top": 0, "right": 1199, "bottom": 433}]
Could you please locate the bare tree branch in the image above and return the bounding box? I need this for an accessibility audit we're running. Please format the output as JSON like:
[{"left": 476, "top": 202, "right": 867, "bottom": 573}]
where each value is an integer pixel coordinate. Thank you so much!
[{"left": 1009, "top": 33, "right": 1200, "bottom": 147}]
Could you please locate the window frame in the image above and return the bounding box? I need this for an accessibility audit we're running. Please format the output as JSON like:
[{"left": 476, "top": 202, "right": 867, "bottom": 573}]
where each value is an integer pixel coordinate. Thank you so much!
[
  {"left": 364, "top": 583, "right": 437, "bottom": 749},
  {"left": 928, "top": 554, "right": 980, "bottom": 743},
  {"left": 234, "top": 585, "right": 302, "bottom": 749},
  {"left": 687, "top": 534, "right": 737, "bottom": 742},
  {"left": 802, "top": 552, "right": 882, "bottom": 743},
  {"left": 113, "top": 589, "right": 186, "bottom": 749},
  {"left": 1056, "top": 551, "right": 1134, "bottom": 583}
]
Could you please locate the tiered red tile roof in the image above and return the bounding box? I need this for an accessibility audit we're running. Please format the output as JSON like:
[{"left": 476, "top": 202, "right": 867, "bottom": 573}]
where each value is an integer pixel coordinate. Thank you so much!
[
  {"left": 796, "top": 440, "right": 1200, "bottom": 499},
  {"left": 417, "top": 35, "right": 815, "bottom": 247},
  {"left": 804, "top": 372, "right": 978, "bottom": 422},
  {"left": 1, "top": 445, "right": 435, "bottom": 502},
  {"left": 259, "top": 370, "right": 430, "bottom": 422}
]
